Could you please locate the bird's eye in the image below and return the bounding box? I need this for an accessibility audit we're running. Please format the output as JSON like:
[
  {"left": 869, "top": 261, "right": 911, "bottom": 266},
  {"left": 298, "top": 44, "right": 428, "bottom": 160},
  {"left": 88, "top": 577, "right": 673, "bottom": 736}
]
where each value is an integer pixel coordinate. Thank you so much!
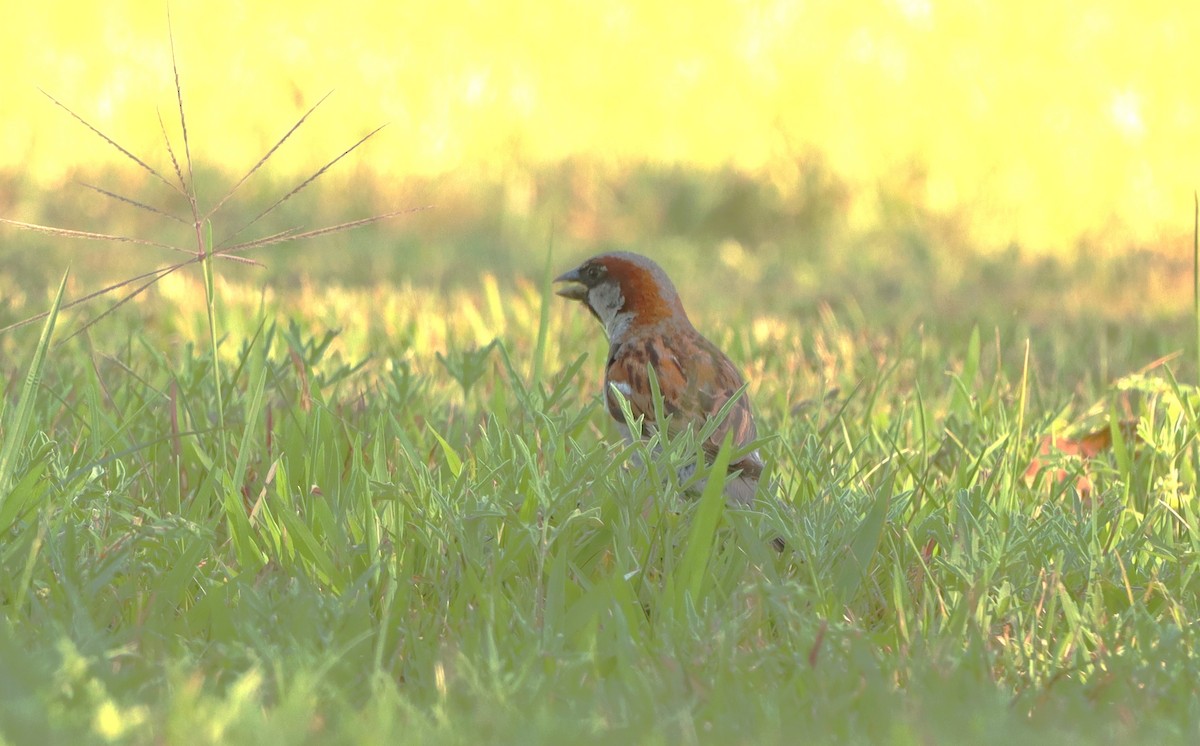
[{"left": 584, "top": 264, "right": 603, "bottom": 281}]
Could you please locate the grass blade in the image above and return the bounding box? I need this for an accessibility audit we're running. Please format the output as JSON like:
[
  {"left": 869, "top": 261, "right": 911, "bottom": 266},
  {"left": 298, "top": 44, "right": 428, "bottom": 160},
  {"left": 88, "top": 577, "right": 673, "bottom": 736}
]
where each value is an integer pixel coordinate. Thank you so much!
[
  {"left": 0, "top": 218, "right": 181, "bottom": 252},
  {"left": 531, "top": 234, "right": 555, "bottom": 386},
  {"left": 230, "top": 319, "right": 271, "bottom": 492},
  {"left": 201, "top": 221, "right": 228, "bottom": 469},
  {"left": 832, "top": 468, "right": 894, "bottom": 603},
  {"left": 204, "top": 91, "right": 335, "bottom": 221},
  {"left": 217, "top": 206, "right": 431, "bottom": 256},
  {"left": 214, "top": 124, "right": 389, "bottom": 248},
  {"left": 428, "top": 425, "right": 464, "bottom": 478},
  {"left": 0, "top": 271, "right": 68, "bottom": 498},
  {"left": 674, "top": 431, "right": 735, "bottom": 608},
  {"left": 38, "top": 88, "right": 183, "bottom": 196},
  {"left": 76, "top": 180, "right": 188, "bottom": 224},
  {"left": 167, "top": 9, "right": 197, "bottom": 216}
]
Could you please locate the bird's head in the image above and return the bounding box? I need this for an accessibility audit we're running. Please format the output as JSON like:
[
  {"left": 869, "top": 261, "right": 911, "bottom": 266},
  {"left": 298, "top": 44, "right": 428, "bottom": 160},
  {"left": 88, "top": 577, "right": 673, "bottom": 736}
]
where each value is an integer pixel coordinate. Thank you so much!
[{"left": 554, "top": 252, "right": 689, "bottom": 341}]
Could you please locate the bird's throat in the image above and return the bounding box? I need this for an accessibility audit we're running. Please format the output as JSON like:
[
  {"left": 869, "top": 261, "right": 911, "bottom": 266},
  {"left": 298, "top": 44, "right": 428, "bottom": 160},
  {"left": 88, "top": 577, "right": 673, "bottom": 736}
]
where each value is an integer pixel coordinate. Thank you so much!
[{"left": 587, "top": 284, "right": 634, "bottom": 342}]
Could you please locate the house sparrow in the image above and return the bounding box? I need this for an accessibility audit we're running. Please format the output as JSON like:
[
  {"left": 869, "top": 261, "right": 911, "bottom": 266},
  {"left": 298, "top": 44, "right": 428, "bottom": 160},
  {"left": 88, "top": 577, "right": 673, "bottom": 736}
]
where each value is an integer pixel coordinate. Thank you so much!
[{"left": 555, "top": 251, "right": 764, "bottom": 505}]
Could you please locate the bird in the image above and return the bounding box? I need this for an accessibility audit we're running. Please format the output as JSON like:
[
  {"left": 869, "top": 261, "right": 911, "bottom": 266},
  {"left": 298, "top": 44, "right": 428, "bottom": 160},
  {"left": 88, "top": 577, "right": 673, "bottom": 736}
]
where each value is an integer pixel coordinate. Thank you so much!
[{"left": 554, "top": 251, "right": 764, "bottom": 506}]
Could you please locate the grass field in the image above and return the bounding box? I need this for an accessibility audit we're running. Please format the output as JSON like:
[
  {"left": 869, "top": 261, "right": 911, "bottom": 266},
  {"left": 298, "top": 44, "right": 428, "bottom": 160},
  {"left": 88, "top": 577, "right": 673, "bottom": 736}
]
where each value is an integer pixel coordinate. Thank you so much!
[
  {"left": 2, "top": 19, "right": 1200, "bottom": 740},
  {"left": 1, "top": 163, "right": 1199, "bottom": 744}
]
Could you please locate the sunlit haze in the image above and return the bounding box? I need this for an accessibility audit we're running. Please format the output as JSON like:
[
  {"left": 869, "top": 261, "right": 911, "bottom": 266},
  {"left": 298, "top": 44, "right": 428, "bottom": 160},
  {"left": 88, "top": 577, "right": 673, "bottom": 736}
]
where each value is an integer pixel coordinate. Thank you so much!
[{"left": 1, "top": 1, "right": 1194, "bottom": 254}]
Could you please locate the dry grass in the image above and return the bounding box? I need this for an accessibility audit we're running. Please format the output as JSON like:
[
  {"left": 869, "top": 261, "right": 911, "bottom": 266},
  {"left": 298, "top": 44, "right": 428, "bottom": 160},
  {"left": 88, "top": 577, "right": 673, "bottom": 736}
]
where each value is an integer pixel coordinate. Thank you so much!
[{"left": 0, "top": 21, "right": 427, "bottom": 342}]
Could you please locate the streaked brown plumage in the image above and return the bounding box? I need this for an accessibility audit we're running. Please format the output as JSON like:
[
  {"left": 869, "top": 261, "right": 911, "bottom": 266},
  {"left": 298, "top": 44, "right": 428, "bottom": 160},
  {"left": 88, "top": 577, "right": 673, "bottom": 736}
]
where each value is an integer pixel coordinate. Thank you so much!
[{"left": 555, "top": 251, "right": 763, "bottom": 504}]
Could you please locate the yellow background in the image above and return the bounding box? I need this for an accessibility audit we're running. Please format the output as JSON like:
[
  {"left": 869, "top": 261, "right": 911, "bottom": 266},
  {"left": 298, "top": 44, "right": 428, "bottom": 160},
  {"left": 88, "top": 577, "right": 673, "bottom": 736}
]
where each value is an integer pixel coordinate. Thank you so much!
[{"left": 1, "top": 0, "right": 1195, "bottom": 254}]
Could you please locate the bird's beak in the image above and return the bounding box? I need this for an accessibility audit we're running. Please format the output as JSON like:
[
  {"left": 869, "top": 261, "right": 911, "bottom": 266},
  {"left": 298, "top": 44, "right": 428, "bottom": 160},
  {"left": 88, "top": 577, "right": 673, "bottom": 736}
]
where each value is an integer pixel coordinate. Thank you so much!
[{"left": 553, "top": 266, "right": 588, "bottom": 302}]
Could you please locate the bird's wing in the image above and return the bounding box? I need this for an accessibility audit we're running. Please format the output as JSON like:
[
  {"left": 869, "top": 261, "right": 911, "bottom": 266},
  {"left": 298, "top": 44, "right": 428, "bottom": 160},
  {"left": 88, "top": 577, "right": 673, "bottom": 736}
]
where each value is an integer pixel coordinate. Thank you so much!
[{"left": 606, "top": 331, "right": 759, "bottom": 475}]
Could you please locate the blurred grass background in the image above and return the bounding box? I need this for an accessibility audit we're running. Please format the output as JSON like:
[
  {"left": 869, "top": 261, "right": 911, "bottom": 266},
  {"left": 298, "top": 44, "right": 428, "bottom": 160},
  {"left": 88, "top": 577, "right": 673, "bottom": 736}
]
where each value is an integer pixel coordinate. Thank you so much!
[
  {"left": 1, "top": 0, "right": 1195, "bottom": 252},
  {"left": 0, "top": 0, "right": 1194, "bottom": 377}
]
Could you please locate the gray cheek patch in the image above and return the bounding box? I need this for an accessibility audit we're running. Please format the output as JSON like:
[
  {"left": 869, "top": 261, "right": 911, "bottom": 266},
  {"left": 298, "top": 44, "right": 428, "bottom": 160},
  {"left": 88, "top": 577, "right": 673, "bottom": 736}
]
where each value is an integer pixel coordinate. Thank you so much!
[
  {"left": 587, "top": 284, "right": 632, "bottom": 341},
  {"left": 588, "top": 283, "right": 623, "bottom": 317}
]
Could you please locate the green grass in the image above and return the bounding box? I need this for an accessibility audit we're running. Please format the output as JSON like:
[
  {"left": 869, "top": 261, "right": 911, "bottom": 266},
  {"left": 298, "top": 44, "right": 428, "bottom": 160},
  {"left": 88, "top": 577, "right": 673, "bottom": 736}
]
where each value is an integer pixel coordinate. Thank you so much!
[
  {"left": 0, "top": 217, "right": 1198, "bottom": 743},
  {"left": 2, "top": 27, "right": 1197, "bottom": 742}
]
